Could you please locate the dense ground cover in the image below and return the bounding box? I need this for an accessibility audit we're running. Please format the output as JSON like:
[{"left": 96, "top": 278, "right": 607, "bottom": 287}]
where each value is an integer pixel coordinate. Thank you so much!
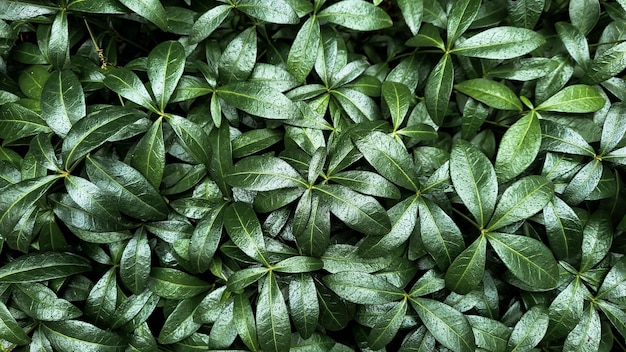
[{"left": 0, "top": 0, "right": 626, "bottom": 351}]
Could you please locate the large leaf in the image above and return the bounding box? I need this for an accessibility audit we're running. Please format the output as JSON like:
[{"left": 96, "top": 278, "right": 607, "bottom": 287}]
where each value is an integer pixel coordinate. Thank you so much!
[
  {"left": 223, "top": 202, "right": 270, "bottom": 266},
  {"left": 287, "top": 17, "right": 321, "bottom": 82},
  {"left": 148, "top": 267, "right": 210, "bottom": 299},
  {"left": 289, "top": 274, "right": 319, "bottom": 339},
  {"left": 547, "top": 277, "right": 587, "bottom": 339},
  {"left": 227, "top": 155, "right": 307, "bottom": 191},
  {"left": 40, "top": 70, "right": 86, "bottom": 137},
  {"left": 120, "top": 227, "right": 152, "bottom": 294},
  {"left": 0, "top": 300, "right": 30, "bottom": 345},
  {"left": 318, "top": 0, "right": 392, "bottom": 31},
  {"left": 450, "top": 139, "right": 497, "bottom": 228},
  {"left": 48, "top": 10, "right": 69, "bottom": 68},
  {"left": 563, "top": 306, "right": 601, "bottom": 352},
  {"left": 446, "top": 0, "right": 481, "bottom": 46},
  {"left": 148, "top": 41, "right": 186, "bottom": 111},
  {"left": 118, "top": 0, "right": 168, "bottom": 30},
  {"left": 85, "top": 268, "right": 118, "bottom": 325},
  {"left": 508, "top": 0, "right": 544, "bottom": 29},
  {"left": 452, "top": 26, "right": 545, "bottom": 59},
  {"left": 507, "top": 305, "right": 549, "bottom": 351},
  {"left": 455, "top": 78, "right": 522, "bottom": 111},
  {"left": 43, "top": 320, "right": 126, "bottom": 352},
  {"left": 445, "top": 235, "right": 487, "bottom": 294},
  {"left": 314, "top": 184, "right": 391, "bottom": 236},
  {"left": 64, "top": 175, "right": 122, "bottom": 224},
  {"left": 425, "top": 53, "right": 454, "bottom": 125},
  {"left": 86, "top": 155, "right": 167, "bottom": 221},
  {"left": 166, "top": 114, "right": 212, "bottom": 167},
  {"left": 0, "top": 175, "right": 60, "bottom": 235},
  {"left": 418, "top": 197, "right": 464, "bottom": 270},
  {"left": 130, "top": 117, "right": 165, "bottom": 189},
  {"left": 562, "top": 160, "right": 603, "bottom": 205},
  {"left": 218, "top": 82, "right": 301, "bottom": 120},
  {"left": 236, "top": 0, "right": 299, "bottom": 24},
  {"left": 0, "top": 252, "right": 90, "bottom": 283},
  {"left": 189, "top": 203, "right": 226, "bottom": 273},
  {"left": 219, "top": 27, "right": 257, "bottom": 84},
  {"left": 381, "top": 81, "right": 412, "bottom": 130},
  {"left": 536, "top": 85, "right": 605, "bottom": 113},
  {"left": 257, "top": 272, "right": 291, "bottom": 352},
  {"left": 322, "top": 271, "right": 404, "bottom": 304},
  {"left": 487, "top": 232, "right": 559, "bottom": 290},
  {"left": 397, "top": 0, "right": 422, "bottom": 35},
  {"left": 410, "top": 298, "right": 476, "bottom": 352},
  {"left": 494, "top": 111, "right": 541, "bottom": 183}
]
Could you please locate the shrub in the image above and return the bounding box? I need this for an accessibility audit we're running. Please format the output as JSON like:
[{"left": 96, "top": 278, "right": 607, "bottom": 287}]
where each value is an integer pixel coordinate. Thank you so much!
[{"left": 0, "top": 0, "right": 625, "bottom": 351}]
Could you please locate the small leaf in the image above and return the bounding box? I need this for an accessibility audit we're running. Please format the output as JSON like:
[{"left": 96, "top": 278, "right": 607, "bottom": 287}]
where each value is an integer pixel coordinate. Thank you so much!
[
  {"left": 218, "top": 82, "right": 302, "bottom": 120},
  {"left": 120, "top": 227, "right": 152, "bottom": 294},
  {"left": 597, "top": 300, "right": 626, "bottom": 340},
  {"left": 397, "top": 0, "right": 422, "bottom": 35},
  {"left": 452, "top": 26, "right": 545, "bottom": 59},
  {"left": 219, "top": 27, "right": 257, "bottom": 84},
  {"left": 148, "top": 41, "right": 186, "bottom": 111},
  {"left": 257, "top": 272, "right": 291, "bottom": 352},
  {"left": 540, "top": 120, "right": 595, "bottom": 156},
  {"left": 323, "top": 271, "right": 404, "bottom": 304},
  {"left": 597, "top": 256, "right": 626, "bottom": 305},
  {"left": 494, "top": 111, "right": 541, "bottom": 182},
  {"left": 224, "top": 202, "right": 270, "bottom": 266},
  {"left": 40, "top": 70, "right": 86, "bottom": 137},
  {"left": 287, "top": 17, "right": 321, "bottom": 82},
  {"left": 562, "top": 160, "right": 603, "bottom": 206},
  {"left": 536, "top": 85, "right": 605, "bottom": 113},
  {"left": 227, "top": 267, "right": 269, "bottom": 291},
  {"left": 273, "top": 256, "right": 324, "bottom": 273},
  {"left": 227, "top": 155, "right": 306, "bottom": 191},
  {"left": 0, "top": 252, "right": 90, "bottom": 283},
  {"left": 318, "top": 0, "right": 393, "bottom": 31},
  {"left": 455, "top": 78, "right": 522, "bottom": 111},
  {"left": 410, "top": 298, "right": 476, "bottom": 352},
  {"left": 118, "top": 0, "right": 168, "bottom": 30},
  {"left": 85, "top": 268, "right": 117, "bottom": 325},
  {"left": 556, "top": 21, "right": 590, "bottom": 67},
  {"left": 189, "top": 204, "right": 226, "bottom": 273},
  {"left": 543, "top": 196, "right": 583, "bottom": 262},
  {"left": 149, "top": 267, "right": 210, "bottom": 299},
  {"left": 446, "top": 0, "right": 481, "bottom": 46},
  {"left": 467, "top": 315, "right": 511, "bottom": 352},
  {"left": 487, "top": 232, "right": 559, "bottom": 290},
  {"left": 331, "top": 87, "right": 381, "bottom": 122},
  {"left": 445, "top": 235, "right": 487, "bottom": 294},
  {"left": 0, "top": 103, "right": 52, "bottom": 144},
  {"left": 236, "top": 0, "right": 299, "bottom": 24},
  {"left": 103, "top": 68, "right": 158, "bottom": 112},
  {"left": 189, "top": 5, "right": 231, "bottom": 44},
  {"left": 507, "top": 305, "right": 549, "bottom": 351},
  {"left": 130, "top": 117, "right": 165, "bottom": 189},
  {"left": 425, "top": 54, "right": 454, "bottom": 125},
  {"left": 487, "top": 175, "right": 554, "bottom": 231},
  {"left": 450, "top": 139, "right": 497, "bottom": 228},
  {"left": 600, "top": 102, "right": 626, "bottom": 155},
  {"left": 580, "top": 211, "right": 612, "bottom": 273},
  {"left": 331, "top": 170, "right": 401, "bottom": 199}
]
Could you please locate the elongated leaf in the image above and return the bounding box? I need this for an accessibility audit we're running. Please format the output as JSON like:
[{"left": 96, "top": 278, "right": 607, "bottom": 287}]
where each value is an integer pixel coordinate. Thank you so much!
[
  {"left": 564, "top": 306, "right": 601, "bottom": 352},
  {"left": 0, "top": 103, "right": 52, "bottom": 143},
  {"left": 85, "top": 268, "right": 117, "bottom": 325},
  {"left": 547, "top": 277, "right": 587, "bottom": 339},
  {"left": 536, "top": 85, "right": 605, "bottom": 112},
  {"left": 425, "top": 53, "right": 454, "bottom": 125},
  {"left": 368, "top": 300, "right": 408, "bottom": 349},
  {"left": 556, "top": 21, "right": 590, "bottom": 67},
  {"left": 104, "top": 68, "right": 157, "bottom": 112},
  {"left": 189, "top": 5, "right": 231, "bottom": 44},
  {"left": 597, "top": 256, "right": 626, "bottom": 305},
  {"left": 450, "top": 139, "right": 497, "bottom": 228},
  {"left": 0, "top": 300, "right": 30, "bottom": 345},
  {"left": 288, "top": 17, "right": 321, "bottom": 82},
  {"left": 487, "top": 175, "right": 554, "bottom": 231},
  {"left": 508, "top": 0, "right": 544, "bottom": 29},
  {"left": 507, "top": 305, "right": 549, "bottom": 351},
  {"left": 189, "top": 204, "right": 226, "bottom": 273},
  {"left": 331, "top": 87, "right": 381, "bottom": 122},
  {"left": 41, "top": 70, "right": 86, "bottom": 137},
  {"left": 398, "top": 0, "right": 422, "bottom": 35},
  {"left": 233, "top": 293, "right": 260, "bottom": 351},
  {"left": 540, "top": 120, "right": 595, "bottom": 156},
  {"left": 120, "top": 227, "right": 152, "bottom": 294},
  {"left": 118, "top": 0, "right": 168, "bottom": 30},
  {"left": 446, "top": 0, "right": 481, "bottom": 46},
  {"left": 130, "top": 117, "right": 165, "bottom": 189},
  {"left": 0, "top": 175, "right": 60, "bottom": 235},
  {"left": 418, "top": 197, "right": 464, "bottom": 270},
  {"left": 445, "top": 235, "right": 487, "bottom": 294},
  {"left": 227, "top": 155, "right": 307, "bottom": 191},
  {"left": 331, "top": 170, "right": 400, "bottom": 199},
  {"left": 236, "top": 0, "right": 299, "bottom": 24},
  {"left": 257, "top": 272, "right": 291, "bottom": 352},
  {"left": 355, "top": 131, "right": 419, "bottom": 191},
  {"left": 455, "top": 78, "right": 522, "bottom": 111},
  {"left": 149, "top": 267, "right": 210, "bottom": 299},
  {"left": 382, "top": 81, "right": 412, "bottom": 130},
  {"left": 543, "top": 196, "right": 583, "bottom": 262},
  {"left": 562, "top": 160, "right": 603, "bottom": 205},
  {"left": 323, "top": 271, "right": 403, "bottom": 304},
  {"left": 227, "top": 267, "right": 269, "bottom": 291},
  {"left": 487, "top": 232, "right": 559, "bottom": 290},
  {"left": 219, "top": 27, "right": 257, "bottom": 84},
  {"left": 86, "top": 155, "right": 167, "bottom": 221},
  {"left": 148, "top": 41, "right": 186, "bottom": 111},
  {"left": 218, "top": 82, "right": 301, "bottom": 120},
  {"left": 494, "top": 111, "right": 541, "bottom": 182},
  {"left": 48, "top": 10, "right": 69, "bottom": 68},
  {"left": 318, "top": 0, "right": 392, "bottom": 31},
  {"left": 600, "top": 102, "right": 626, "bottom": 155},
  {"left": 314, "top": 184, "right": 391, "bottom": 236},
  {"left": 0, "top": 251, "right": 89, "bottom": 283},
  {"left": 452, "top": 26, "right": 545, "bottom": 59},
  {"left": 65, "top": 175, "right": 121, "bottom": 225},
  {"left": 295, "top": 192, "right": 330, "bottom": 257},
  {"left": 580, "top": 211, "right": 612, "bottom": 273},
  {"left": 158, "top": 295, "right": 204, "bottom": 344},
  {"left": 63, "top": 106, "right": 144, "bottom": 169},
  {"left": 289, "top": 274, "right": 319, "bottom": 339},
  {"left": 43, "top": 320, "right": 126, "bottom": 352},
  {"left": 597, "top": 301, "right": 626, "bottom": 340},
  {"left": 410, "top": 297, "right": 475, "bottom": 352},
  {"left": 582, "top": 42, "right": 626, "bottom": 85},
  {"left": 224, "top": 202, "right": 270, "bottom": 265}
]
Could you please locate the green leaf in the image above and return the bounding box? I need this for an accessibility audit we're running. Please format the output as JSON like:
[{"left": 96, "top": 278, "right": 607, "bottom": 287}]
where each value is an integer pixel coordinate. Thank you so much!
[
  {"left": 368, "top": 300, "right": 408, "bottom": 349},
  {"left": 467, "top": 315, "right": 511, "bottom": 352},
  {"left": 218, "top": 82, "right": 301, "bottom": 120},
  {"left": 111, "top": 289, "right": 159, "bottom": 329},
  {"left": 120, "top": 227, "right": 152, "bottom": 294},
  {"left": 0, "top": 103, "right": 52, "bottom": 144},
  {"left": 331, "top": 87, "right": 382, "bottom": 122},
  {"left": 564, "top": 305, "right": 601, "bottom": 352},
  {"left": 86, "top": 155, "right": 167, "bottom": 221},
  {"left": 600, "top": 102, "right": 626, "bottom": 155},
  {"left": 543, "top": 196, "right": 583, "bottom": 262},
  {"left": 314, "top": 184, "right": 391, "bottom": 236},
  {"left": 62, "top": 106, "right": 144, "bottom": 169},
  {"left": 148, "top": 41, "right": 186, "bottom": 111},
  {"left": 382, "top": 81, "right": 412, "bottom": 130},
  {"left": 236, "top": 0, "right": 299, "bottom": 24},
  {"left": 418, "top": 197, "right": 464, "bottom": 270},
  {"left": 540, "top": 120, "right": 595, "bottom": 156},
  {"left": 257, "top": 272, "right": 291, "bottom": 352},
  {"left": 118, "top": 0, "right": 168, "bottom": 31},
  {"left": 130, "top": 117, "right": 165, "bottom": 189},
  {"left": 224, "top": 202, "right": 270, "bottom": 265},
  {"left": 295, "top": 192, "right": 330, "bottom": 257},
  {"left": 0, "top": 175, "right": 60, "bottom": 235},
  {"left": 562, "top": 160, "right": 603, "bottom": 205},
  {"left": 323, "top": 271, "right": 403, "bottom": 304},
  {"left": 273, "top": 256, "right": 324, "bottom": 273},
  {"left": 580, "top": 211, "right": 612, "bottom": 273},
  {"left": 425, "top": 54, "right": 454, "bottom": 125},
  {"left": 507, "top": 0, "right": 544, "bottom": 29},
  {"left": 487, "top": 233, "right": 559, "bottom": 290},
  {"left": 227, "top": 267, "right": 269, "bottom": 291},
  {"left": 582, "top": 42, "right": 626, "bottom": 85},
  {"left": 233, "top": 293, "right": 260, "bottom": 351},
  {"left": 494, "top": 111, "right": 541, "bottom": 182},
  {"left": 189, "top": 203, "right": 226, "bottom": 273},
  {"left": 289, "top": 274, "right": 319, "bottom": 339},
  {"left": 219, "top": 27, "right": 257, "bottom": 84},
  {"left": 158, "top": 294, "right": 204, "bottom": 344},
  {"left": 331, "top": 170, "right": 400, "bottom": 199},
  {"left": 569, "top": 0, "right": 600, "bottom": 36},
  {"left": 410, "top": 297, "right": 476, "bottom": 352},
  {"left": 288, "top": 17, "right": 321, "bottom": 82},
  {"left": 189, "top": 5, "right": 231, "bottom": 44},
  {"left": 452, "top": 26, "right": 545, "bottom": 59},
  {"left": 18, "top": 64, "right": 51, "bottom": 100},
  {"left": 29, "top": 133, "right": 60, "bottom": 172},
  {"left": 597, "top": 300, "right": 626, "bottom": 340},
  {"left": 318, "top": 0, "right": 392, "bottom": 31},
  {"left": 85, "top": 268, "right": 117, "bottom": 325},
  {"left": 597, "top": 256, "right": 626, "bottom": 305},
  {"left": 445, "top": 235, "right": 487, "bottom": 294},
  {"left": 0, "top": 300, "right": 30, "bottom": 345},
  {"left": 455, "top": 78, "right": 522, "bottom": 111},
  {"left": 487, "top": 175, "right": 554, "bottom": 231},
  {"left": 556, "top": 22, "right": 590, "bottom": 68},
  {"left": 450, "top": 139, "right": 497, "bottom": 228},
  {"left": 547, "top": 277, "right": 587, "bottom": 339},
  {"left": 43, "top": 320, "right": 126, "bottom": 352},
  {"left": 0, "top": 1, "right": 55, "bottom": 20},
  {"left": 232, "top": 129, "right": 284, "bottom": 158},
  {"left": 40, "top": 70, "right": 86, "bottom": 137},
  {"left": 166, "top": 114, "right": 212, "bottom": 167},
  {"left": 397, "top": 0, "right": 422, "bottom": 35},
  {"left": 64, "top": 175, "right": 122, "bottom": 226},
  {"left": 488, "top": 57, "right": 559, "bottom": 81},
  {"left": 66, "top": 0, "right": 127, "bottom": 13},
  {"left": 536, "top": 85, "right": 605, "bottom": 113},
  {"left": 357, "top": 199, "right": 416, "bottom": 256},
  {"left": 148, "top": 267, "right": 210, "bottom": 299},
  {"left": 507, "top": 305, "right": 549, "bottom": 351},
  {"left": 227, "top": 155, "right": 306, "bottom": 191},
  {"left": 103, "top": 68, "right": 158, "bottom": 113},
  {"left": 446, "top": 0, "right": 481, "bottom": 47},
  {"left": 355, "top": 131, "right": 419, "bottom": 191},
  {"left": 0, "top": 251, "right": 90, "bottom": 283}
]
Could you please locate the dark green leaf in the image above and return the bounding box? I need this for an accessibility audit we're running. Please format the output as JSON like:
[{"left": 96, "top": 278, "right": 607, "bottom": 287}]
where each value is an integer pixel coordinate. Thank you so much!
[
  {"left": 0, "top": 300, "right": 31, "bottom": 345},
  {"left": 43, "top": 320, "right": 126, "bottom": 352},
  {"left": 455, "top": 78, "right": 522, "bottom": 111},
  {"left": 318, "top": 0, "right": 392, "bottom": 31},
  {"left": 295, "top": 192, "right": 330, "bottom": 257},
  {"left": 425, "top": 54, "right": 454, "bottom": 125},
  {"left": 556, "top": 21, "right": 590, "bottom": 68},
  {"left": 562, "top": 160, "right": 603, "bottom": 205},
  {"left": 536, "top": 85, "right": 605, "bottom": 113},
  {"left": 189, "top": 203, "right": 226, "bottom": 273},
  {"left": 289, "top": 274, "right": 319, "bottom": 339},
  {"left": 103, "top": 68, "right": 158, "bottom": 112},
  {"left": 397, "top": 0, "right": 422, "bottom": 35},
  {"left": 331, "top": 170, "right": 400, "bottom": 199},
  {"left": 445, "top": 235, "right": 487, "bottom": 294},
  {"left": 231, "top": 129, "right": 283, "bottom": 158},
  {"left": 508, "top": 0, "right": 544, "bottom": 29},
  {"left": 224, "top": 202, "right": 270, "bottom": 265},
  {"left": 236, "top": 0, "right": 299, "bottom": 24},
  {"left": 447, "top": 0, "right": 481, "bottom": 46},
  {"left": 597, "top": 300, "right": 626, "bottom": 340},
  {"left": 118, "top": 0, "right": 168, "bottom": 30},
  {"left": 66, "top": 0, "right": 127, "bottom": 13},
  {"left": 382, "top": 81, "right": 412, "bottom": 130},
  {"left": 148, "top": 41, "right": 186, "bottom": 111},
  {"left": 18, "top": 64, "right": 51, "bottom": 100},
  {"left": 507, "top": 305, "right": 549, "bottom": 351},
  {"left": 452, "top": 26, "right": 545, "bottom": 59},
  {"left": 219, "top": 27, "right": 257, "bottom": 84},
  {"left": 288, "top": 17, "right": 321, "bottom": 82},
  {"left": 540, "top": 120, "right": 595, "bottom": 156},
  {"left": 85, "top": 268, "right": 117, "bottom": 325},
  {"left": 158, "top": 294, "right": 204, "bottom": 344},
  {"left": 467, "top": 315, "right": 511, "bottom": 352},
  {"left": 368, "top": 300, "right": 408, "bottom": 349},
  {"left": 580, "top": 211, "right": 612, "bottom": 273},
  {"left": 487, "top": 232, "right": 559, "bottom": 290},
  {"left": 166, "top": 114, "right": 212, "bottom": 167},
  {"left": 189, "top": 5, "right": 231, "bottom": 44},
  {"left": 148, "top": 267, "right": 210, "bottom": 299},
  {"left": 227, "top": 267, "right": 269, "bottom": 291},
  {"left": 600, "top": 102, "right": 626, "bottom": 155},
  {"left": 494, "top": 111, "right": 541, "bottom": 182},
  {"left": 597, "top": 256, "right": 626, "bottom": 305},
  {"left": 582, "top": 42, "right": 626, "bottom": 85},
  {"left": 120, "top": 227, "right": 152, "bottom": 294},
  {"left": 418, "top": 197, "right": 464, "bottom": 270},
  {"left": 228, "top": 155, "right": 306, "bottom": 191},
  {"left": 41, "top": 70, "right": 86, "bottom": 137},
  {"left": 130, "top": 117, "right": 165, "bottom": 189},
  {"left": 564, "top": 305, "right": 601, "bottom": 352},
  {"left": 0, "top": 1, "right": 55, "bottom": 20},
  {"left": 273, "top": 256, "right": 324, "bottom": 273},
  {"left": 218, "top": 82, "right": 301, "bottom": 120},
  {"left": 233, "top": 293, "right": 260, "bottom": 351},
  {"left": 547, "top": 277, "right": 587, "bottom": 339},
  {"left": 331, "top": 87, "right": 381, "bottom": 122},
  {"left": 257, "top": 272, "right": 291, "bottom": 352},
  {"left": 323, "top": 271, "right": 403, "bottom": 304},
  {"left": 0, "top": 103, "right": 52, "bottom": 144},
  {"left": 408, "top": 269, "right": 445, "bottom": 297}
]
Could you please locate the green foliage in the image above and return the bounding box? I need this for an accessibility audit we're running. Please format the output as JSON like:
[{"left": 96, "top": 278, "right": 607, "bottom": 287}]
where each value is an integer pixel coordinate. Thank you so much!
[{"left": 1, "top": 0, "right": 626, "bottom": 351}]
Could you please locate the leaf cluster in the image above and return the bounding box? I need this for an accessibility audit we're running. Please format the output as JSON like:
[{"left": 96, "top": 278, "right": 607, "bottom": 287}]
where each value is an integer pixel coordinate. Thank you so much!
[{"left": 0, "top": 0, "right": 626, "bottom": 351}]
